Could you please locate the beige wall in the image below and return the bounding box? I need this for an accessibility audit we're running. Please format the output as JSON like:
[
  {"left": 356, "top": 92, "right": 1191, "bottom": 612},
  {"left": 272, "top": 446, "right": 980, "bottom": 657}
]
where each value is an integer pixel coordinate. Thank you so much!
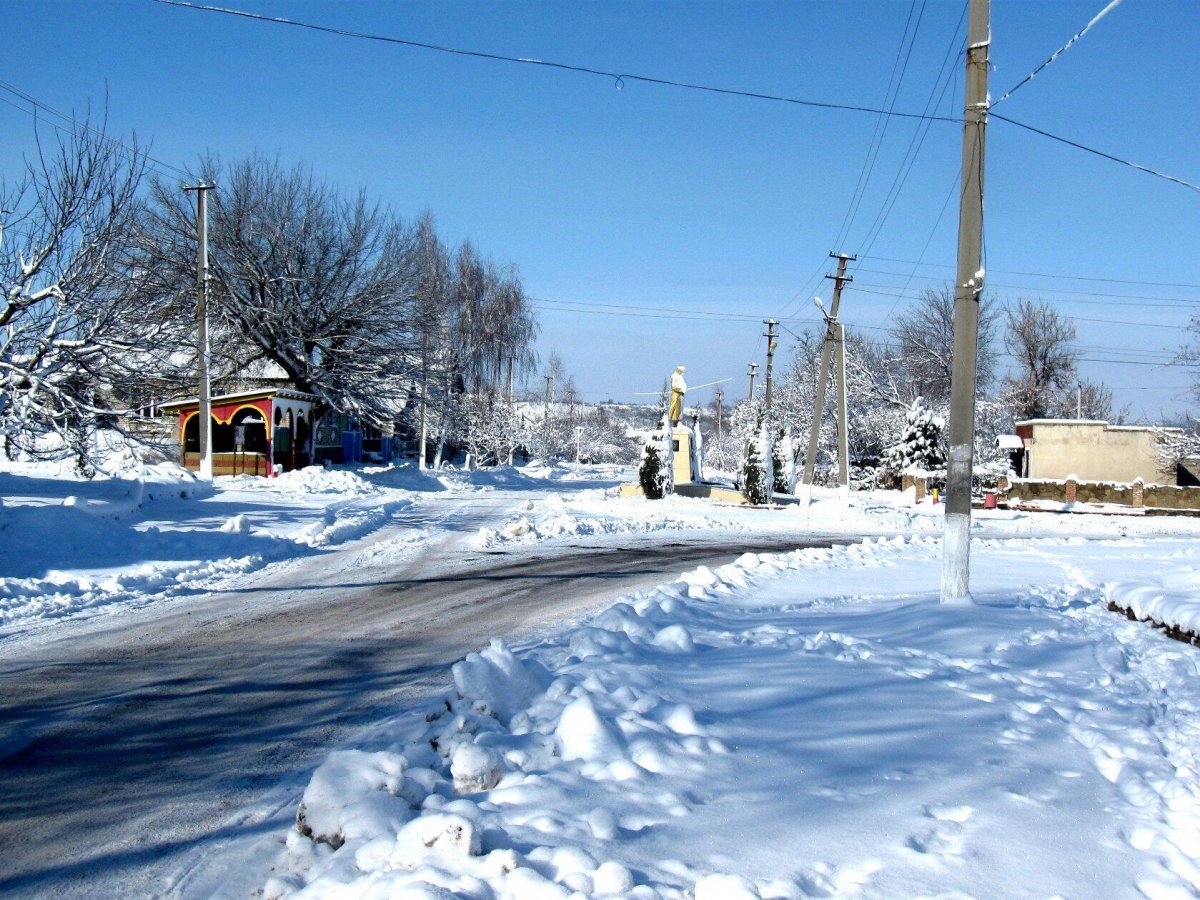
[
  {"left": 1021, "top": 420, "right": 1166, "bottom": 483},
  {"left": 672, "top": 429, "right": 693, "bottom": 485}
]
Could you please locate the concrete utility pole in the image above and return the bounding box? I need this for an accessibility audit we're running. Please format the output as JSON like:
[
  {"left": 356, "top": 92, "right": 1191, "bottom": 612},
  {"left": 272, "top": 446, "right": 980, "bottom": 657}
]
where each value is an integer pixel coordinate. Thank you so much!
[
  {"left": 543, "top": 374, "right": 553, "bottom": 448},
  {"left": 418, "top": 330, "right": 429, "bottom": 469},
  {"left": 834, "top": 319, "right": 850, "bottom": 497},
  {"left": 183, "top": 183, "right": 216, "bottom": 480},
  {"left": 941, "top": 0, "right": 990, "bottom": 603},
  {"left": 715, "top": 389, "right": 724, "bottom": 443},
  {"left": 747, "top": 363, "right": 758, "bottom": 402},
  {"left": 800, "top": 251, "right": 855, "bottom": 504},
  {"left": 762, "top": 320, "right": 779, "bottom": 412},
  {"left": 507, "top": 356, "right": 515, "bottom": 405}
]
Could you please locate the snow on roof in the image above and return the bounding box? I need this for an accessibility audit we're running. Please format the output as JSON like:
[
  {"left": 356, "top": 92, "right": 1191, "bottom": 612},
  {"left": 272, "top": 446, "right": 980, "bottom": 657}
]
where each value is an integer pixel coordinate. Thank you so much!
[
  {"left": 996, "top": 434, "right": 1024, "bottom": 450},
  {"left": 157, "top": 387, "right": 319, "bottom": 410},
  {"left": 1016, "top": 419, "right": 1182, "bottom": 435},
  {"left": 1015, "top": 418, "right": 1109, "bottom": 426}
]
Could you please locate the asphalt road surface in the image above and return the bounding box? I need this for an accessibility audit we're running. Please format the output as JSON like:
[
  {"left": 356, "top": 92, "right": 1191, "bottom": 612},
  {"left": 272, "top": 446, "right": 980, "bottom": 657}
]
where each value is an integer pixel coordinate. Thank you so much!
[{"left": 0, "top": 532, "right": 850, "bottom": 898}]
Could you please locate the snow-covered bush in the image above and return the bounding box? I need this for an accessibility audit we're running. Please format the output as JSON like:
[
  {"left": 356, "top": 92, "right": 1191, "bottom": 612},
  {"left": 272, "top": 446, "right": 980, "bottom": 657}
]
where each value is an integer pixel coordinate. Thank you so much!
[
  {"left": 638, "top": 417, "right": 674, "bottom": 499},
  {"left": 454, "top": 392, "right": 523, "bottom": 466}
]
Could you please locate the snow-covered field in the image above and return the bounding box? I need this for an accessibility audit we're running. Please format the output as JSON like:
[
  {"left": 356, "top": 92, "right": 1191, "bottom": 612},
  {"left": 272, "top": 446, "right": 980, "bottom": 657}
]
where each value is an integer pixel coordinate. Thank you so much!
[{"left": 3, "top": 455, "right": 1200, "bottom": 898}]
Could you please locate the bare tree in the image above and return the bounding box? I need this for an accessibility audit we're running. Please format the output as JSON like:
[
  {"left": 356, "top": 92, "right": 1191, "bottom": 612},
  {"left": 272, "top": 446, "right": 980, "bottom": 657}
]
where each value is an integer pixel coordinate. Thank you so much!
[
  {"left": 146, "top": 154, "right": 422, "bottom": 428},
  {"left": 427, "top": 241, "right": 537, "bottom": 466},
  {"left": 1152, "top": 422, "right": 1200, "bottom": 484},
  {"left": 1, "top": 119, "right": 188, "bottom": 469},
  {"left": 890, "top": 286, "right": 999, "bottom": 402},
  {"left": 1178, "top": 313, "right": 1200, "bottom": 406},
  {"left": 1069, "top": 378, "right": 1120, "bottom": 421},
  {"left": 1003, "top": 298, "right": 1079, "bottom": 420}
]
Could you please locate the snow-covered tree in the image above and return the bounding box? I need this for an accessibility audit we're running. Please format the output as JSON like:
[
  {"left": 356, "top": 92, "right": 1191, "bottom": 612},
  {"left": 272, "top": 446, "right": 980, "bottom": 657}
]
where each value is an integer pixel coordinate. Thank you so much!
[
  {"left": 1, "top": 118, "right": 188, "bottom": 467},
  {"left": 741, "top": 415, "right": 771, "bottom": 505},
  {"left": 883, "top": 396, "right": 945, "bottom": 477},
  {"left": 772, "top": 427, "right": 792, "bottom": 494},
  {"left": 454, "top": 392, "right": 522, "bottom": 467},
  {"left": 146, "top": 154, "right": 424, "bottom": 429},
  {"left": 1153, "top": 423, "right": 1200, "bottom": 484},
  {"left": 1003, "top": 298, "right": 1078, "bottom": 420},
  {"left": 638, "top": 417, "right": 673, "bottom": 499}
]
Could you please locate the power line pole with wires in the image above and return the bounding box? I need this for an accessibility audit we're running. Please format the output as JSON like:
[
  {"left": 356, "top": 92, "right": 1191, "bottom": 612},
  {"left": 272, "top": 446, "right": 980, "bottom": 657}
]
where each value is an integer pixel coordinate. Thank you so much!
[
  {"left": 747, "top": 363, "right": 758, "bottom": 402},
  {"left": 183, "top": 182, "right": 216, "bottom": 480},
  {"left": 800, "top": 251, "right": 854, "bottom": 504},
  {"left": 941, "top": 0, "right": 990, "bottom": 603}
]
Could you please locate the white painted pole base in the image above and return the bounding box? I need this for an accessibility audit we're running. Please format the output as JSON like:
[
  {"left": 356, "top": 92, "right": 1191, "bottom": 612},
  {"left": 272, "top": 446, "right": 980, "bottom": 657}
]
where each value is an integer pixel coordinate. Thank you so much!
[{"left": 941, "top": 511, "right": 974, "bottom": 604}]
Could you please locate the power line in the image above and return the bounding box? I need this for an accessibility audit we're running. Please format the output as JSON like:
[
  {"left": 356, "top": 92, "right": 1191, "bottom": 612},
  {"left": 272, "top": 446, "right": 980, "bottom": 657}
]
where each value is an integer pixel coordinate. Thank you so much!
[
  {"left": 0, "top": 78, "right": 192, "bottom": 181},
  {"left": 841, "top": 320, "right": 1197, "bottom": 368},
  {"left": 152, "top": 1, "right": 1200, "bottom": 196},
  {"left": 152, "top": 0, "right": 961, "bottom": 125},
  {"left": 991, "top": 112, "right": 1200, "bottom": 195},
  {"left": 857, "top": 255, "right": 1200, "bottom": 290},
  {"left": 993, "top": 0, "right": 1125, "bottom": 106},
  {"left": 848, "top": 279, "right": 1200, "bottom": 307},
  {"left": 832, "top": 0, "right": 925, "bottom": 252},
  {"left": 853, "top": 3, "right": 964, "bottom": 259}
]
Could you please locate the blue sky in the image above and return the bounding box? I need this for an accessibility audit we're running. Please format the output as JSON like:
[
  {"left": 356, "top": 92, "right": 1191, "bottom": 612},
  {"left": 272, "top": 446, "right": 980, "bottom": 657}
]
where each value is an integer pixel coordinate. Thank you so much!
[{"left": 3, "top": 0, "right": 1198, "bottom": 421}]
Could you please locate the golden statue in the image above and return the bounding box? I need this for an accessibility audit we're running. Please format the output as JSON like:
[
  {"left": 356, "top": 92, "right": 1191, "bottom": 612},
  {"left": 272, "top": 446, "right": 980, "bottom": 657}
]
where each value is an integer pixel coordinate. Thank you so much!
[{"left": 669, "top": 365, "right": 687, "bottom": 426}]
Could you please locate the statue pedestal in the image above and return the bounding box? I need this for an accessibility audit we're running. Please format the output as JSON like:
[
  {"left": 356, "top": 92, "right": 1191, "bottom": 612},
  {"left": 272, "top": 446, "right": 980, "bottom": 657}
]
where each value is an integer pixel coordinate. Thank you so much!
[{"left": 671, "top": 427, "right": 693, "bottom": 485}]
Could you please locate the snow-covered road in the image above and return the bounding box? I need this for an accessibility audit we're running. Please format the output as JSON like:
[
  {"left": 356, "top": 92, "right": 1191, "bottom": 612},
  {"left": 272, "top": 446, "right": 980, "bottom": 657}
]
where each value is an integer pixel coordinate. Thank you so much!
[{"left": 0, "top": 479, "right": 849, "bottom": 899}]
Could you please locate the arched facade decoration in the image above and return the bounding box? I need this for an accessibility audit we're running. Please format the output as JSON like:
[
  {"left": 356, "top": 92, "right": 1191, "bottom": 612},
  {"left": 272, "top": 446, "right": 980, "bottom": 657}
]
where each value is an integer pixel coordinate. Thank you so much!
[{"left": 158, "top": 388, "right": 318, "bottom": 477}]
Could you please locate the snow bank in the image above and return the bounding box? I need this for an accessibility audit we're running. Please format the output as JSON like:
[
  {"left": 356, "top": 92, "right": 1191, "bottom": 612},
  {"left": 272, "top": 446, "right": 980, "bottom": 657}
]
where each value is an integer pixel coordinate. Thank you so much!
[
  {"left": 227, "top": 534, "right": 1200, "bottom": 898},
  {"left": 0, "top": 461, "right": 422, "bottom": 631},
  {"left": 1106, "top": 565, "right": 1200, "bottom": 636}
]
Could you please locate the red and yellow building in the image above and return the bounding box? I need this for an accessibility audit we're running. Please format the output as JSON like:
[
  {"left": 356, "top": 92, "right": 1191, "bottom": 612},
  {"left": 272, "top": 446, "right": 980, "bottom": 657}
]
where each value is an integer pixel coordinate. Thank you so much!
[{"left": 158, "top": 388, "right": 319, "bottom": 476}]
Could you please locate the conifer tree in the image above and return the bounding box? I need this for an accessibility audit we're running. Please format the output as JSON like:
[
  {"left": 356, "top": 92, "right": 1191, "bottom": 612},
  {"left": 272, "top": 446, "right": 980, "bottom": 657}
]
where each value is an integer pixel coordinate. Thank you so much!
[
  {"left": 742, "top": 417, "right": 770, "bottom": 505},
  {"left": 638, "top": 417, "right": 674, "bottom": 499},
  {"left": 885, "top": 396, "right": 945, "bottom": 474}
]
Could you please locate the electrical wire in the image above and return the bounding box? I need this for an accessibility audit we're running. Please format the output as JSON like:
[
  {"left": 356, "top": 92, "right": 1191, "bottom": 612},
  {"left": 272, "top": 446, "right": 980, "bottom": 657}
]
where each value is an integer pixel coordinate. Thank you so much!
[
  {"left": 853, "top": 3, "right": 964, "bottom": 259},
  {"left": 849, "top": 279, "right": 1200, "bottom": 307},
  {"left": 832, "top": 0, "right": 924, "bottom": 253},
  {"left": 150, "top": 0, "right": 961, "bottom": 125},
  {"left": 993, "top": 0, "right": 1124, "bottom": 106},
  {"left": 151, "top": 0, "right": 1200, "bottom": 197},
  {"left": 856, "top": 256, "right": 1200, "bottom": 290},
  {"left": 0, "top": 78, "right": 192, "bottom": 181},
  {"left": 991, "top": 112, "right": 1200, "bottom": 195}
]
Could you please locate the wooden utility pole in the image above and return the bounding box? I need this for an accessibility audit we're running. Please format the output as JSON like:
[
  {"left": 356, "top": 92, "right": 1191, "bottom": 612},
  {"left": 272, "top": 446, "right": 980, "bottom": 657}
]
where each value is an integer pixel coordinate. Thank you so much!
[
  {"left": 183, "top": 183, "right": 215, "bottom": 480},
  {"left": 762, "top": 320, "right": 779, "bottom": 412},
  {"left": 800, "top": 251, "right": 854, "bottom": 502},
  {"left": 941, "top": 0, "right": 990, "bottom": 603},
  {"left": 747, "top": 363, "right": 758, "bottom": 402}
]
